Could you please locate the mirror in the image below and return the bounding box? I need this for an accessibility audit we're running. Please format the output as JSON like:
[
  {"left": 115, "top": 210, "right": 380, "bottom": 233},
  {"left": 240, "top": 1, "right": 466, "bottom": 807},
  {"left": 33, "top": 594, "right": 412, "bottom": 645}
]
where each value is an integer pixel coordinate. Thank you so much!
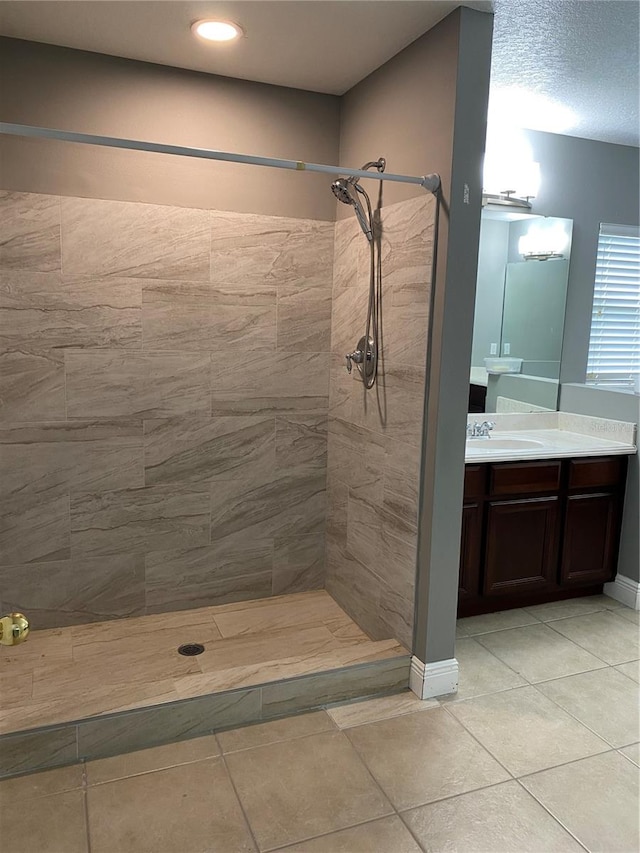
[{"left": 469, "top": 206, "right": 573, "bottom": 414}]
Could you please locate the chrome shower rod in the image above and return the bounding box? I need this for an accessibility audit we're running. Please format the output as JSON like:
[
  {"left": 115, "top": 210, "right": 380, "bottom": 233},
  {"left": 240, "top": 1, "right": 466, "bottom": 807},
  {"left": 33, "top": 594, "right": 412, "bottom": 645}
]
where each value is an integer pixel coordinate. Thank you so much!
[{"left": 0, "top": 122, "right": 441, "bottom": 193}]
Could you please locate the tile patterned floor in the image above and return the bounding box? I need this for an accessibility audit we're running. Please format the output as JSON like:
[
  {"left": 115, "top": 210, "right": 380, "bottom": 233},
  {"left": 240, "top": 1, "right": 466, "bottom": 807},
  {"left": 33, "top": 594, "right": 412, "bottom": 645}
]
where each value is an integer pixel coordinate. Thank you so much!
[
  {"left": 0, "top": 591, "right": 406, "bottom": 734},
  {"left": 3, "top": 595, "right": 639, "bottom": 852}
]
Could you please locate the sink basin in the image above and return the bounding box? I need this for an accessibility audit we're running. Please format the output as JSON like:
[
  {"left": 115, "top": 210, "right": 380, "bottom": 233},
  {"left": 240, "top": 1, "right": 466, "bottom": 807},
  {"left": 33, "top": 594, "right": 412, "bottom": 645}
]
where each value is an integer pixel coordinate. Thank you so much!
[{"left": 467, "top": 437, "right": 546, "bottom": 451}]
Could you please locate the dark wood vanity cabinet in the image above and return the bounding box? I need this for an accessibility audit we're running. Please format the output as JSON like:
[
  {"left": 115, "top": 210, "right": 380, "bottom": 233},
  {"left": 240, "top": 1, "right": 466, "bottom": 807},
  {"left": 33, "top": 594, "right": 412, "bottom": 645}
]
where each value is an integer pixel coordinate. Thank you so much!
[{"left": 458, "top": 456, "right": 628, "bottom": 617}]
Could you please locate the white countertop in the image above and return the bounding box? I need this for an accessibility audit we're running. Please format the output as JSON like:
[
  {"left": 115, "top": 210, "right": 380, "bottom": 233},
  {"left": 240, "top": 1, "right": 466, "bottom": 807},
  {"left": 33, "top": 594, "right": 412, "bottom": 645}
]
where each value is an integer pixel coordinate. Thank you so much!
[{"left": 465, "top": 412, "right": 637, "bottom": 464}]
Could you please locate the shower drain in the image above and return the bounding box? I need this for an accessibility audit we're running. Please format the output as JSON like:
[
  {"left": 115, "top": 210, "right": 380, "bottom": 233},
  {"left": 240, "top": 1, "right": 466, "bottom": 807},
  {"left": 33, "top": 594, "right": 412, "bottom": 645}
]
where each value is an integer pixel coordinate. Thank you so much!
[{"left": 178, "top": 643, "right": 205, "bottom": 656}]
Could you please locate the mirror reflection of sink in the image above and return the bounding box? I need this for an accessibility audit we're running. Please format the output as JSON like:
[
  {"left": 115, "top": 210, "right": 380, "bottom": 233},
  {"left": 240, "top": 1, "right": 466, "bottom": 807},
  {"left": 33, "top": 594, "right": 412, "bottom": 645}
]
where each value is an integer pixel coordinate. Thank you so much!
[{"left": 467, "top": 437, "right": 546, "bottom": 450}]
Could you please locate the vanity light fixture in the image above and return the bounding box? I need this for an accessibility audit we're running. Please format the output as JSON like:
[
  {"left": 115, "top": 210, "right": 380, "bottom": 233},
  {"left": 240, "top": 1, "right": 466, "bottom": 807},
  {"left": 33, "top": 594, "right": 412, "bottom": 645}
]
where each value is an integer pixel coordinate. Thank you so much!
[
  {"left": 483, "top": 126, "right": 541, "bottom": 209},
  {"left": 191, "top": 19, "right": 244, "bottom": 42},
  {"left": 519, "top": 221, "right": 569, "bottom": 261},
  {"left": 482, "top": 192, "right": 532, "bottom": 211}
]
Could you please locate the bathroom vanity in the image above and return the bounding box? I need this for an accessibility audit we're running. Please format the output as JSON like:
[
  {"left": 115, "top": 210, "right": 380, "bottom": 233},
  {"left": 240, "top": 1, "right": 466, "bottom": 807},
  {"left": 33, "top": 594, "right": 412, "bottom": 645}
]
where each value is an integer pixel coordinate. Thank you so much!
[{"left": 458, "top": 413, "right": 637, "bottom": 617}]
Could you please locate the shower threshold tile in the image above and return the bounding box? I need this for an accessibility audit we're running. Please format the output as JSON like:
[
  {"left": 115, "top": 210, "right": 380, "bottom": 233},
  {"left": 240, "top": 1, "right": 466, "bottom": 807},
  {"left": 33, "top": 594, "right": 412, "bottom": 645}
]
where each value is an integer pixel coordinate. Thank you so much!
[{"left": 0, "top": 590, "right": 407, "bottom": 735}]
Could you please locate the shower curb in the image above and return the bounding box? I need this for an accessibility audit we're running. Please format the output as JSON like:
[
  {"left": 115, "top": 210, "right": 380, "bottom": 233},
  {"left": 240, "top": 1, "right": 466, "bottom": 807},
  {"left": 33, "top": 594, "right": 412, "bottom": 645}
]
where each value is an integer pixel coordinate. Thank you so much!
[{"left": 0, "top": 655, "right": 410, "bottom": 779}]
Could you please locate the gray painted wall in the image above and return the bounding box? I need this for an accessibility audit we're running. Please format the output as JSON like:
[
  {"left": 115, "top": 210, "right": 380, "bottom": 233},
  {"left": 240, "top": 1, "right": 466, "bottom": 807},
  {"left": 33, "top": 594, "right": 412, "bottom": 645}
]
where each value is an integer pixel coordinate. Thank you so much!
[
  {"left": 559, "top": 384, "right": 639, "bottom": 583},
  {"left": 415, "top": 7, "right": 494, "bottom": 665},
  {"left": 522, "top": 130, "right": 639, "bottom": 385},
  {"left": 0, "top": 37, "right": 340, "bottom": 220}
]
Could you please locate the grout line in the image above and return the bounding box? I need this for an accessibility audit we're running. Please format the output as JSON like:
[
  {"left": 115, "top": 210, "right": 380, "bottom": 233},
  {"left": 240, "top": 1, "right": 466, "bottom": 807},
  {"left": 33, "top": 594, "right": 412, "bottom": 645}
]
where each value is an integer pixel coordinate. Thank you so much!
[
  {"left": 451, "top": 678, "right": 621, "bottom": 782},
  {"left": 81, "top": 761, "right": 93, "bottom": 853},
  {"left": 513, "top": 777, "right": 591, "bottom": 853},
  {"left": 83, "top": 748, "right": 221, "bottom": 788},
  {"left": 460, "top": 634, "right": 534, "bottom": 685},
  {"left": 439, "top": 702, "right": 515, "bottom": 780},
  {"left": 442, "top": 677, "right": 614, "bottom": 772},
  {"left": 216, "top": 715, "right": 338, "bottom": 757},
  {"left": 617, "top": 746, "right": 640, "bottom": 768},
  {"left": 527, "top": 668, "right": 632, "bottom": 750},
  {"left": 471, "top": 626, "right": 609, "bottom": 684},
  {"left": 268, "top": 814, "right": 412, "bottom": 853},
  {"left": 543, "top": 616, "right": 622, "bottom": 666},
  {"left": 218, "top": 751, "right": 261, "bottom": 853}
]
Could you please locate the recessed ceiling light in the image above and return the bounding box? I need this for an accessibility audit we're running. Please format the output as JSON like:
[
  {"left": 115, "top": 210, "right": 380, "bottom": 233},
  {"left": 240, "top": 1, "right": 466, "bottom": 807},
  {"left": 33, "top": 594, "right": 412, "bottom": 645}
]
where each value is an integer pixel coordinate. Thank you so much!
[{"left": 191, "top": 20, "right": 244, "bottom": 43}]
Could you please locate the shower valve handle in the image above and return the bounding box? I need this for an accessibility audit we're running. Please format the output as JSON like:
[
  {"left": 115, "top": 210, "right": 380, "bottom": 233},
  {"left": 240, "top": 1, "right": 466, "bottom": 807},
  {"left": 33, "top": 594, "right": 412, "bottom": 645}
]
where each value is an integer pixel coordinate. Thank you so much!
[{"left": 345, "top": 350, "right": 365, "bottom": 374}]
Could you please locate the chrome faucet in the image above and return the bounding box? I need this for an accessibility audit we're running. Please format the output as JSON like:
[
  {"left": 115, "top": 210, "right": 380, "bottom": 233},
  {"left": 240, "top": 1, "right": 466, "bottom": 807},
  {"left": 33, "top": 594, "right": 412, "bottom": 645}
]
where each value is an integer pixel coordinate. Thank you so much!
[{"left": 466, "top": 420, "right": 496, "bottom": 439}]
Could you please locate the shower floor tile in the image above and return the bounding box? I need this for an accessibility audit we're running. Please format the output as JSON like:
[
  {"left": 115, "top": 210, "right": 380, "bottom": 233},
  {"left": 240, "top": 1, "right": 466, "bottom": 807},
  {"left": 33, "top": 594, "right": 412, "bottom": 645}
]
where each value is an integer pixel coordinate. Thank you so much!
[{"left": 0, "top": 591, "right": 406, "bottom": 734}]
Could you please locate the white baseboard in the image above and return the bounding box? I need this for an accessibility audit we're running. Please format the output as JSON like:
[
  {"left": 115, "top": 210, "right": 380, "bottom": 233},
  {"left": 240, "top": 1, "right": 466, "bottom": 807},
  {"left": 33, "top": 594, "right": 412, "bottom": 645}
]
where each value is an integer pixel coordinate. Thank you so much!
[
  {"left": 410, "top": 655, "right": 459, "bottom": 700},
  {"left": 604, "top": 574, "right": 640, "bottom": 611}
]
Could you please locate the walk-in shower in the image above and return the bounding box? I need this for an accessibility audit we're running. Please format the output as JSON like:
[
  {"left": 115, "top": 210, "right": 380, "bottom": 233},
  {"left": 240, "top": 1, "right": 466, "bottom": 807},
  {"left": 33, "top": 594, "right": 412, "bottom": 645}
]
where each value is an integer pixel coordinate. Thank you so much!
[{"left": 0, "top": 119, "right": 440, "bottom": 778}]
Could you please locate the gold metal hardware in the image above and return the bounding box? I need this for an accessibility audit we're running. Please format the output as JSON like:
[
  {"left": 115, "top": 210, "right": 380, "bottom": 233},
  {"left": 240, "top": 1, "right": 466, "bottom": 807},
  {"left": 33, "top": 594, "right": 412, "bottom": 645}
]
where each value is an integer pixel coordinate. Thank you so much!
[{"left": 0, "top": 612, "right": 30, "bottom": 646}]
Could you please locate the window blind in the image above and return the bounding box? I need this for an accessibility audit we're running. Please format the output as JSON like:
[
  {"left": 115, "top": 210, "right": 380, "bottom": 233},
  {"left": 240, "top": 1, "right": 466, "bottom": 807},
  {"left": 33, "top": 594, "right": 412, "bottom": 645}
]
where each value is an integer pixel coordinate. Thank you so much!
[{"left": 586, "top": 223, "right": 640, "bottom": 389}]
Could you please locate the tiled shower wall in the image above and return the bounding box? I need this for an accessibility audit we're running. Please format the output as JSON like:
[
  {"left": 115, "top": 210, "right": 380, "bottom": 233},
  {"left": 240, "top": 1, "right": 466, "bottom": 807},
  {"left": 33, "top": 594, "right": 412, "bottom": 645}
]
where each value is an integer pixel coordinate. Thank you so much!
[
  {"left": 326, "top": 194, "right": 435, "bottom": 650},
  {"left": 0, "top": 191, "right": 333, "bottom": 627}
]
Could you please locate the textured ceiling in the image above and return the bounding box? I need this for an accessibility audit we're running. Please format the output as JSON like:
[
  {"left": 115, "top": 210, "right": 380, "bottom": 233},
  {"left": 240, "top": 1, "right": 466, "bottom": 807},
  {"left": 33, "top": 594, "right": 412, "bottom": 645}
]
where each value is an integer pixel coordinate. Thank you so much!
[
  {"left": 489, "top": 0, "right": 639, "bottom": 146},
  {"left": 0, "top": 0, "right": 637, "bottom": 146}
]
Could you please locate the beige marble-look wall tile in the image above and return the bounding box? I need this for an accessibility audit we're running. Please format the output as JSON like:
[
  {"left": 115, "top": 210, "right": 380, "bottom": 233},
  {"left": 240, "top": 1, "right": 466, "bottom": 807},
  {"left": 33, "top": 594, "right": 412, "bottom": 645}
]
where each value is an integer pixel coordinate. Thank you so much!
[
  {"left": 77, "top": 688, "right": 262, "bottom": 760},
  {"left": 276, "top": 413, "right": 328, "bottom": 473},
  {"left": 376, "top": 574, "right": 415, "bottom": 651},
  {"left": 0, "top": 349, "right": 65, "bottom": 423},
  {"left": 0, "top": 271, "right": 142, "bottom": 351},
  {"left": 211, "top": 349, "right": 329, "bottom": 416},
  {"left": 326, "top": 194, "right": 434, "bottom": 647},
  {"left": 330, "top": 279, "right": 366, "bottom": 356},
  {"left": 70, "top": 485, "right": 210, "bottom": 558},
  {"left": 383, "top": 299, "right": 430, "bottom": 367},
  {"left": 277, "top": 281, "right": 332, "bottom": 351},
  {"left": 328, "top": 352, "right": 357, "bottom": 421},
  {"left": 346, "top": 491, "right": 416, "bottom": 586},
  {"left": 261, "top": 657, "right": 410, "bottom": 717},
  {"left": 327, "top": 417, "right": 385, "bottom": 504},
  {"left": 0, "top": 421, "right": 143, "bottom": 566},
  {"left": 0, "top": 492, "right": 70, "bottom": 565},
  {"left": 332, "top": 217, "right": 361, "bottom": 291},
  {"left": 0, "top": 726, "right": 77, "bottom": 777},
  {"left": 368, "top": 363, "right": 426, "bottom": 445},
  {"left": 0, "top": 420, "right": 144, "bottom": 499},
  {"left": 326, "top": 472, "right": 348, "bottom": 545},
  {"left": 273, "top": 533, "right": 325, "bottom": 594},
  {"left": 142, "top": 280, "right": 276, "bottom": 350},
  {"left": 144, "top": 415, "right": 275, "bottom": 486},
  {"left": 0, "top": 554, "right": 145, "bottom": 628},
  {"left": 379, "top": 193, "right": 434, "bottom": 297},
  {"left": 210, "top": 470, "right": 326, "bottom": 543},
  {"left": 0, "top": 191, "right": 61, "bottom": 272},
  {"left": 325, "top": 539, "right": 389, "bottom": 642},
  {"left": 145, "top": 540, "right": 273, "bottom": 613},
  {"left": 210, "top": 210, "right": 333, "bottom": 287},
  {"left": 65, "top": 350, "right": 210, "bottom": 418},
  {"left": 61, "top": 197, "right": 210, "bottom": 280}
]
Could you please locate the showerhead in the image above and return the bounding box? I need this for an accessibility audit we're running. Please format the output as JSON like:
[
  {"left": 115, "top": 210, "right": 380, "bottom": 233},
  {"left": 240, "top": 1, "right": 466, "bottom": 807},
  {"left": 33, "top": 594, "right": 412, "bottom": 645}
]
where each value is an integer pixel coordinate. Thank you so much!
[
  {"left": 331, "top": 177, "right": 373, "bottom": 242},
  {"left": 331, "top": 177, "right": 355, "bottom": 206}
]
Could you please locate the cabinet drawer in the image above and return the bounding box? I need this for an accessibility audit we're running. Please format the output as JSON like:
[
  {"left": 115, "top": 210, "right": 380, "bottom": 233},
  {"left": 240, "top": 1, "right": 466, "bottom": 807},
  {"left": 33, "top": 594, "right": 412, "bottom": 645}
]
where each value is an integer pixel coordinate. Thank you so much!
[
  {"left": 464, "top": 465, "right": 486, "bottom": 499},
  {"left": 568, "top": 457, "right": 625, "bottom": 490},
  {"left": 490, "top": 461, "right": 561, "bottom": 497}
]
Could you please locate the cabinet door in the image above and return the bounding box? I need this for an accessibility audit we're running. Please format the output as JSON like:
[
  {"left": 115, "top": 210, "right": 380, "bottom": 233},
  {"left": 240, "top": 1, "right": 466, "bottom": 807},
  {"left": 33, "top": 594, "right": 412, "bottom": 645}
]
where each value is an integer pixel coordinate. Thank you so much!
[
  {"left": 561, "top": 492, "right": 620, "bottom": 586},
  {"left": 484, "top": 497, "right": 560, "bottom": 597},
  {"left": 459, "top": 501, "right": 483, "bottom": 601}
]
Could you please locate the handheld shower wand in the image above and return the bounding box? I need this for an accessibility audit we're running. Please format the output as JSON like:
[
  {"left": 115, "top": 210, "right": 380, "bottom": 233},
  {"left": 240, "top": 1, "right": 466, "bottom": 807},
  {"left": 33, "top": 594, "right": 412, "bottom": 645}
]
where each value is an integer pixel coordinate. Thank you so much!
[
  {"left": 330, "top": 177, "right": 373, "bottom": 241},
  {"left": 330, "top": 157, "right": 385, "bottom": 243},
  {"left": 331, "top": 158, "right": 386, "bottom": 389}
]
